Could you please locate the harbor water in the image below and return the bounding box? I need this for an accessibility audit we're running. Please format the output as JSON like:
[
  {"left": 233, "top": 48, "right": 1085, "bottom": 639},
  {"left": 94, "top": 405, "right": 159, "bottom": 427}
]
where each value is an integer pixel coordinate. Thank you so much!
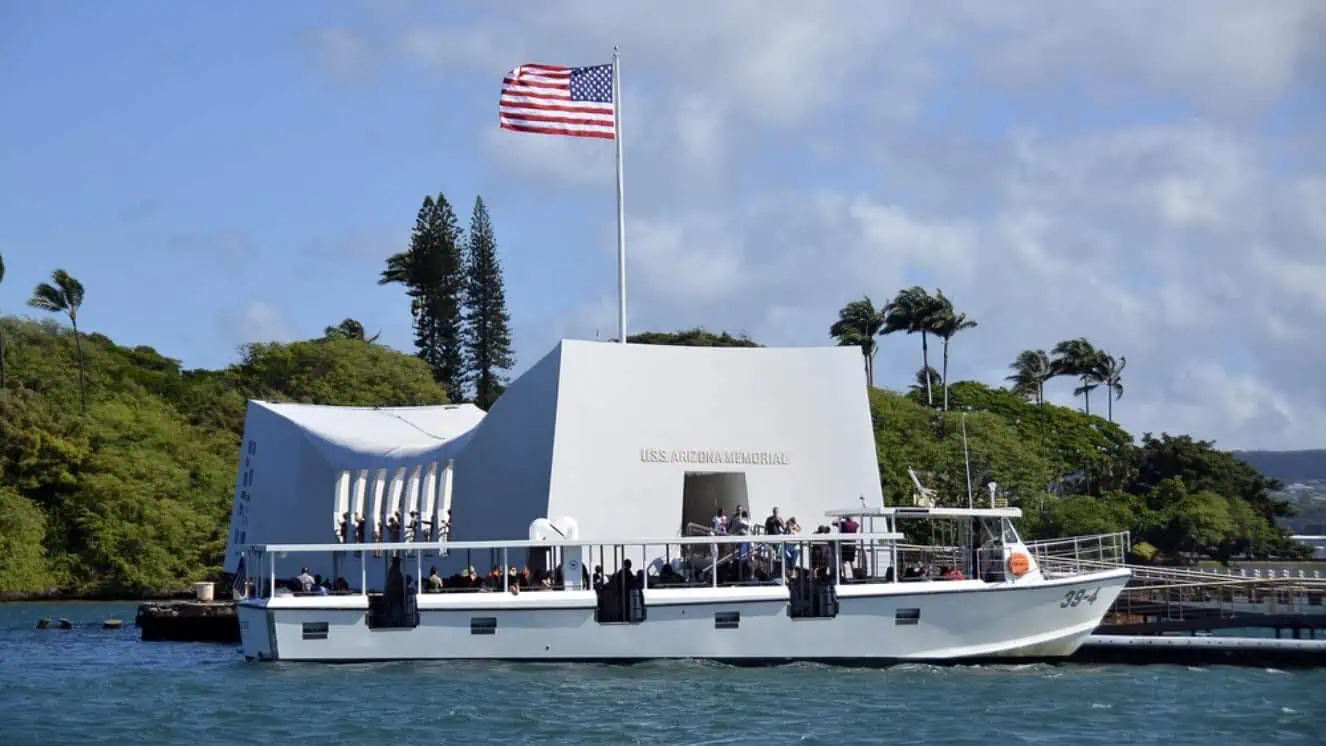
[{"left": 1, "top": 602, "right": 1322, "bottom": 745}]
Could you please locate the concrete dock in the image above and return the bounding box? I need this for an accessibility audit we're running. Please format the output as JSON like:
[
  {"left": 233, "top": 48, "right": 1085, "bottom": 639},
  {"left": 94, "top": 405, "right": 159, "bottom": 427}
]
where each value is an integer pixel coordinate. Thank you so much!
[{"left": 135, "top": 601, "right": 240, "bottom": 643}]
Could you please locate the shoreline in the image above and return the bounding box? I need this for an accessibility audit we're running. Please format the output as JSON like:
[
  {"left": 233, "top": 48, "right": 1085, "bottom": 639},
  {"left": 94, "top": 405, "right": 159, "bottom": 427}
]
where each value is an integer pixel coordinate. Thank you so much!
[{"left": 0, "top": 589, "right": 228, "bottom": 604}]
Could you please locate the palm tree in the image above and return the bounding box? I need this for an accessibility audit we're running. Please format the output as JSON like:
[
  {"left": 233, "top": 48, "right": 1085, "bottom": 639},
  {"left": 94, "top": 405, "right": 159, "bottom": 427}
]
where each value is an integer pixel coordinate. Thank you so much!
[
  {"left": 323, "top": 318, "right": 381, "bottom": 343},
  {"left": 885, "top": 287, "right": 945, "bottom": 406},
  {"left": 28, "top": 269, "right": 87, "bottom": 413},
  {"left": 0, "top": 251, "right": 6, "bottom": 390},
  {"left": 1007, "top": 348, "right": 1054, "bottom": 449},
  {"left": 1094, "top": 353, "right": 1126, "bottom": 422},
  {"left": 1051, "top": 337, "right": 1104, "bottom": 417},
  {"left": 829, "top": 296, "right": 887, "bottom": 386},
  {"left": 910, "top": 365, "right": 942, "bottom": 395},
  {"left": 931, "top": 290, "right": 978, "bottom": 411},
  {"left": 1006, "top": 349, "right": 1052, "bottom": 405}
]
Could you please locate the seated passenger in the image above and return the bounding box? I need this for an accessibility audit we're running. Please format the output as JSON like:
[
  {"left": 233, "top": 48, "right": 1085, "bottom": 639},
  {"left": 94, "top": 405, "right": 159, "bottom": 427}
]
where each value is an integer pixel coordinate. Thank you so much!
[
  {"left": 297, "top": 567, "right": 315, "bottom": 593},
  {"left": 426, "top": 566, "right": 444, "bottom": 592}
]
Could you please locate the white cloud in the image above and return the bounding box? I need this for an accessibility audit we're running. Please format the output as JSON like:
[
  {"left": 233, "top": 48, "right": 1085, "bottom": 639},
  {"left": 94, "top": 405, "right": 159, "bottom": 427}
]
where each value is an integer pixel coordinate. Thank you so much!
[
  {"left": 309, "top": 3, "right": 1326, "bottom": 448},
  {"left": 307, "top": 27, "right": 377, "bottom": 84},
  {"left": 219, "top": 300, "right": 292, "bottom": 345}
]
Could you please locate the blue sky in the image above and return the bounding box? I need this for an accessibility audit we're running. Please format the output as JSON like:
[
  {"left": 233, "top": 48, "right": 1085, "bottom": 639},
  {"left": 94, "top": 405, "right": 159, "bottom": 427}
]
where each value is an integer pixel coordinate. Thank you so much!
[{"left": 2, "top": 1, "right": 1324, "bottom": 449}]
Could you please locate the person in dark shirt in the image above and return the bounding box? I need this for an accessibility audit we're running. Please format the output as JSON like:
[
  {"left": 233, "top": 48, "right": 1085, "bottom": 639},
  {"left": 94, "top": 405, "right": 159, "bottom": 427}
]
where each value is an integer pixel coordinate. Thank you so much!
[
  {"left": 837, "top": 515, "right": 860, "bottom": 578},
  {"left": 764, "top": 507, "right": 785, "bottom": 536}
]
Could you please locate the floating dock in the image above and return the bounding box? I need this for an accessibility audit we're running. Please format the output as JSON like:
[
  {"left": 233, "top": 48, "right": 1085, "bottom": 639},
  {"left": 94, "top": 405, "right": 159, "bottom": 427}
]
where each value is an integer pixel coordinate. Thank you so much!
[{"left": 1074, "top": 634, "right": 1326, "bottom": 668}]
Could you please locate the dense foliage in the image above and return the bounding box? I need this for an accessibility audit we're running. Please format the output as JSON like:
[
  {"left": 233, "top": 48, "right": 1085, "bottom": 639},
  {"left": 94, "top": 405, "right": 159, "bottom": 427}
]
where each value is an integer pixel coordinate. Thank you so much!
[{"left": 0, "top": 316, "right": 447, "bottom": 597}]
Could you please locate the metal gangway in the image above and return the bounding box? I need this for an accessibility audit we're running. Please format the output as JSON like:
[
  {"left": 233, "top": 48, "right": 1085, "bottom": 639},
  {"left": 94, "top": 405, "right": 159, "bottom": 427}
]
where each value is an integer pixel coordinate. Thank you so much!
[{"left": 1024, "top": 532, "right": 1326, "bottom": 633}]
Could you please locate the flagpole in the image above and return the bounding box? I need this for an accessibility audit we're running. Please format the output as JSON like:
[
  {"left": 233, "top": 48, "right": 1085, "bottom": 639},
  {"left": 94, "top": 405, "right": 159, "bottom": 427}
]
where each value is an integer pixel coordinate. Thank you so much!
[{"left": 612, "top": 45, "right": 627, "bottom": 344}]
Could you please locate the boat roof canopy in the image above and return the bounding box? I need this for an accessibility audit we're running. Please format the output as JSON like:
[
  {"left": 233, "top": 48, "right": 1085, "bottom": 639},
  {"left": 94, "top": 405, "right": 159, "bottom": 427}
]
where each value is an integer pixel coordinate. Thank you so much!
[{"left": 826, "top": 506, "right": 1023, "bottom": 520}]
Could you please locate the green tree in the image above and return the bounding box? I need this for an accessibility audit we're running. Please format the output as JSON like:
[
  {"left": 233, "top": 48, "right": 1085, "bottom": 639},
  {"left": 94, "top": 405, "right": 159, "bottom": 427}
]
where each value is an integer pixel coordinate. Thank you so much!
[
  {"left": 323, "top": 318, "right": 380, "bottom": 343},
  {"left": 1007, "top": 349, "right": 1053, "bottom": 448},
  {"left": 829, "top": 296, "right": 887, "bottom": 386},
  {"left": 232, "top": 337, "right": 449, "bottom": 407},
  {"left": 627, "top": 329, "right": 761, "bottom": 347},
  {"left": 380, "top": 194, "right": 467, "bottom": 399},
  {"left": 1093, "top": 353, "right": 1126, "bottom": 423},
  {"left": 0, "top": 486, "right": 52, "bottom": 593},
  {"left": 63, "top": 391, "right": 238, "bottom": 593},
  {"left": 1051, "top": 337, "right": 1104, "bottom": 417},
  {"left": 462, "top": 196, "right": 515, "bottom": 410},
  {"left": 931, "top": 290, "right": 978, "bottom": 411},
  {"left": 1006, "top": 349, "right": 1052, "bottom": 405},
  {"left": 911, "top": 366, "right": 942, "bottom": 396},
  {"left": 27, "top": 269, "right": 88, "bottom": 414},
  {"left": 885, "top": 287, "right": 945, "bottom": 406},
  {"left": 1039, "top": 493, "right": 1138, "bottom": 538}
]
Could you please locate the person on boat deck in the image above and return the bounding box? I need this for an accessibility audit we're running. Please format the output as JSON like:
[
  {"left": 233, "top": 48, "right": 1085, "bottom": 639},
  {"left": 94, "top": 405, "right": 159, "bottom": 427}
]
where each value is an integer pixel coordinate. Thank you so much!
[
  {"left": 386, "top": 557, "right": 405, "bottom": 604},
  {"left": 339, "top": 512, "right": 354, "bottom": 543},
  {"left": 312, "top": 574, "right": 330, "bottom": 595},
  {"left": 730, "top": 508, "right": 753, "bottom": 580},
  {"left": 354, "top": 513, "right": 366, "bottom": 542},
  {"left": 783, "top": 516, "right": 802, "bottom": 567},
  {"left": 835, "top": 515, "right": 860, "bottom": 578},
  {"left": 764, "top": 507, "right": 784, "bottom": 536},
  {"left": 407, "top": 511, "right": 420, "bottom": 541},
  {"left": 297, "top": 567, "right": 315, "bottom": 593},
  {"left": 426, "top": 566, "right": 444, "bottom": 592},
  {"left": 612, "top": 558, "right": 641, "bottom": 590}
]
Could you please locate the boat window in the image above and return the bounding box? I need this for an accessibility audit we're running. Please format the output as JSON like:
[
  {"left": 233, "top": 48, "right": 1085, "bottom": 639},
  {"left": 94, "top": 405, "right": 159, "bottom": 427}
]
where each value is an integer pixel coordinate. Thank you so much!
[
  {"left": 714, "top": 611, "right": 740, "bottom": 630},
  {"left": 895, "top": 608, "right": 921, "bottom": 626},
  {"left": 470, "top": 617, "right": 497, "bottom": 635},
  {"left": 301, "top": 622, "right": 329, "bottom": 640},
  {"left": 1001, "top": 518, "right": 1021, "bottom": 545}
]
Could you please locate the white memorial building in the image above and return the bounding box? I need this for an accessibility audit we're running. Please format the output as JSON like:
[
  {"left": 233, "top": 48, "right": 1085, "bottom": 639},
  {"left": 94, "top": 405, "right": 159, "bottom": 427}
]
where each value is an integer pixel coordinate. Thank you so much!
[{"left": 223, "top": 339, "right": 882, "bottom": 579}]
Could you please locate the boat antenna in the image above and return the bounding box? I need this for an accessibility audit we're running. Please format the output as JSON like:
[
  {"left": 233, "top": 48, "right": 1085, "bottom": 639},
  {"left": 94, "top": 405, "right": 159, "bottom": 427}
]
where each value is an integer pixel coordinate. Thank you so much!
[{"left": 961, "top": 411, "right": 974, "bottom": 510}]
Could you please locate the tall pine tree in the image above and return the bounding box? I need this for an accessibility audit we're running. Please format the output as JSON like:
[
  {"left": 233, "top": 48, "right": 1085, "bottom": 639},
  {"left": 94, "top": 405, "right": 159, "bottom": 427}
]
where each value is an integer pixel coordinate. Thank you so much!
[
  {"left": 380, "top": 194, "right": 467, "bottom": 400},
  {"left": 462, "top": 196, "right": 515, "bottom": 409}
]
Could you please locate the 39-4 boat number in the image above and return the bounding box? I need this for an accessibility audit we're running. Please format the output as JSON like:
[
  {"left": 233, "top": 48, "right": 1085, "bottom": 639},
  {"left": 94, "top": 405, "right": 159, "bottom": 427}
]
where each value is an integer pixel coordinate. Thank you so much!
[{"left": 1060, "top": 587, "right": 1101, "bottom": 608}]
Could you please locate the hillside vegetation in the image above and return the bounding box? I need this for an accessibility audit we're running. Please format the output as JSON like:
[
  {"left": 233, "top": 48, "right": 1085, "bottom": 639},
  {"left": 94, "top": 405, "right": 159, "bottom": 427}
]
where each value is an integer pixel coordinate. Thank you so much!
[
  {"left": 0, "top": 316, "right": 447, "bottom": 597},
  {"left": 0, "top": 319, "right": 1307, "bottom": 597}
]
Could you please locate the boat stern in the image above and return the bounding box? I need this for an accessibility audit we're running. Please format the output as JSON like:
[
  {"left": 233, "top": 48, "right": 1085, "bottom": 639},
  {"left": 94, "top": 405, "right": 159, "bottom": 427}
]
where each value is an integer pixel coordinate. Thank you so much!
[{"left": 237, "top": 601, "right": 277, "bottom": 661}]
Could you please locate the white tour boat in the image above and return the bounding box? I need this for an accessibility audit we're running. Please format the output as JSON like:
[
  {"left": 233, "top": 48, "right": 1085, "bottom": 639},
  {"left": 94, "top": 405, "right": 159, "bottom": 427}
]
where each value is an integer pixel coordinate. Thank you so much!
[{"left": 234, "top": 505, "right": 1132, "bottom": 664}]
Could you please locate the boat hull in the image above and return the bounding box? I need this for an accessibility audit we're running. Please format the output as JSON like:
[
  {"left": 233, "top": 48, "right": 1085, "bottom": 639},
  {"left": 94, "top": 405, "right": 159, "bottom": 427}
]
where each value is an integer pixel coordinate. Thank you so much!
[{"left": 239, "top": 568, "right": 1129, "bottom": 663}]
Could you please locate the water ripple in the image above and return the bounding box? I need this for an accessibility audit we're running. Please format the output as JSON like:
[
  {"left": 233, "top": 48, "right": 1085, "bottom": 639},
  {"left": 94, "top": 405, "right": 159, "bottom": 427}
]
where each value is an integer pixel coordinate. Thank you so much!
[{"left": 1, "top": 603, "right": 1323, "bottom": 746}]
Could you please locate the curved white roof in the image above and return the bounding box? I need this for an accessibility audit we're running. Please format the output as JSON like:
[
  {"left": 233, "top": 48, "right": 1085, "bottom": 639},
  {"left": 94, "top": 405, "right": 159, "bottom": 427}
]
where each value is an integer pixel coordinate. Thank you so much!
[{"left": 250, "top": 401, "right": 486, "bottom": 460}]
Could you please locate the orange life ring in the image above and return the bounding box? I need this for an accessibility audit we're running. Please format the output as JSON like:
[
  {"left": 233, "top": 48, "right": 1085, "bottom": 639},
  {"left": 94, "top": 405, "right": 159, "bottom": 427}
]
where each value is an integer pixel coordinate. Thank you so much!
[{"left": 1007, "top": 552, "right": 1031, "bottom": 577}]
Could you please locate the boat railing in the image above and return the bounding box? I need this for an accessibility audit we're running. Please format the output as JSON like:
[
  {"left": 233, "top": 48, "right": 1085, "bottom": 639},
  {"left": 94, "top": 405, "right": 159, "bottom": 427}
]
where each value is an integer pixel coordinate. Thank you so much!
[
  {"left": 1024, "top": 531, "right": 1131, "bottom": 577},
  {"left": 236, "top": 531, "right": 911, "bottom": 599}
]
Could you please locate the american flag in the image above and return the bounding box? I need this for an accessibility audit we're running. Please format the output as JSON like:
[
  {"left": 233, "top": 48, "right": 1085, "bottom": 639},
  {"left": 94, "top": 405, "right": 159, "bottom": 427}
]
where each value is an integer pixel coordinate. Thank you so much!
[{"left": 499, "top": 63, "right": 615, "bottom": 140}]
